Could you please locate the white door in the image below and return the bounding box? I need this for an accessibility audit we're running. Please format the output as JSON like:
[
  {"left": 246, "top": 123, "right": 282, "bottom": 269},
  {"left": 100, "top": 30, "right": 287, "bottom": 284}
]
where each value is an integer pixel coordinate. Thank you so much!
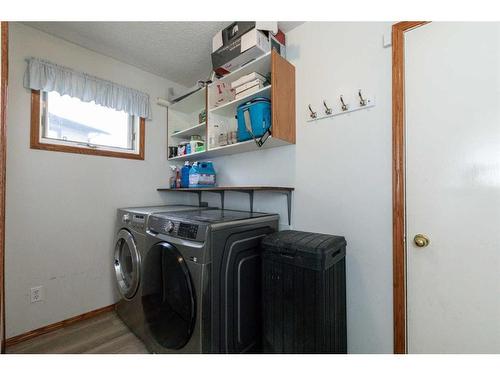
[{"left": 405, "top": 22, "right": 500, "bottom": 353}]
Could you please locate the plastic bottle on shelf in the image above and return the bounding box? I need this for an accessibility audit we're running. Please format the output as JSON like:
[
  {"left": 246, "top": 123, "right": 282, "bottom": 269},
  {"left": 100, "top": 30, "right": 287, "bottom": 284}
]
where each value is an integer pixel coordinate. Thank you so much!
[
  {"left": 189, "top": 162, "right": 200, "bottom": 188},
  {"left": 175, "top": 167, "right": 181, "bottom": 188},
  {"left": 169, "top": 165, "right": 177, "bottom": 188},
  {"left": 181, "top": 161, "right": 191, "bottom": 188},
  {"left": 189, "top": 161, "right": 216, "bottom": 188}
]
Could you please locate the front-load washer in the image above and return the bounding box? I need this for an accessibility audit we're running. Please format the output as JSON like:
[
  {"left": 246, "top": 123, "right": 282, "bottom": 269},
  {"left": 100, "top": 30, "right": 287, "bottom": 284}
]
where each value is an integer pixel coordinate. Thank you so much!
[
  {"left": 142, "top": 209, "right": 279, "bottom": 353},
  {"left": 113, "top": 205, "right": 206, "bottom": 342}
]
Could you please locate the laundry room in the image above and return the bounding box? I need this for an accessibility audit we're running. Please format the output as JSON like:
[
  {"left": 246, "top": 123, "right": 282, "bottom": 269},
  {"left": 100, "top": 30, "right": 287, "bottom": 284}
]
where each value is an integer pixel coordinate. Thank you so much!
[
  {"left": 0, "top": 19, "right": 390, "bottom": 356},
  {"left": 1, "top": 1, "right": 500, "bottom": 373}
]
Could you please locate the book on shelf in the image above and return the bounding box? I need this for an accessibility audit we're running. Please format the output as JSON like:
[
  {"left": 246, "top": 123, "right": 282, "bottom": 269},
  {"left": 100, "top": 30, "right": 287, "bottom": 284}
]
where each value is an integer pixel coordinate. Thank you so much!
[{"left": 234, "top": 83, "right": 265, "bottom": 100}]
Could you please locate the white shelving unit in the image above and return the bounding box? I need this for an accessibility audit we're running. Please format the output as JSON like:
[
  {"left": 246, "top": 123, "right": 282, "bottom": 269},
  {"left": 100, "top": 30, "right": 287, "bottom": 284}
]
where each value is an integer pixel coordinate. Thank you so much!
[
  {"left": 168, "top": 137, "right": 290, "bottom": 161},
  {"left": 169, "top": 88, "right": 205, "bottom": 113},
  {"left": 171, "top": 122, "right": 206, "bottom": 139},
  {"left": 167, "top": 50, "right": 295, "bottom": 162}
]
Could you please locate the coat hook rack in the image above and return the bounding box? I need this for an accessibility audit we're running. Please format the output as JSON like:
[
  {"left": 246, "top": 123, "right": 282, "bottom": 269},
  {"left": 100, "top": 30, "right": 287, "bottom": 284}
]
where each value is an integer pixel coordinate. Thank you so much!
[
  {"left": 358, "top": 90, "right": 367, "bottom": 106},
  {"left": 340, "top": 95, "right": 348, "bottom": 111},
  {"left": 307, "top": 90, "right": 375, "bottom": 123},
  {"left": 308, "top": 104, "right": 317, "bottom": 119},
  {"left": 323, "top": 100, "right": 332, "bottom": 115}
]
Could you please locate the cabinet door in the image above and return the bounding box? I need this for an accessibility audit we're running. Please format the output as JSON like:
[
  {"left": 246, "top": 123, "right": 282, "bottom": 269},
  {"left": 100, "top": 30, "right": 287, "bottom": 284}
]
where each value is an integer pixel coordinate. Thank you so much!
[{"left": 271, "top": 50, "right": 296, "bottom": 144}]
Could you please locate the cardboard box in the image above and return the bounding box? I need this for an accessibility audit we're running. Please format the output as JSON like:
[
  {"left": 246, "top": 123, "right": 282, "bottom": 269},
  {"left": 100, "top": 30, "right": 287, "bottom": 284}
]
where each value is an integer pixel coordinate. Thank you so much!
[
  {"left": 212, "top": 22, "right": 256, "bottom": 53},
  {"left": 212, "top": 22, "right": 281, "bottom": 52},
  {"left": 212, "top": 29, "right": 271, "bottom": 75}
]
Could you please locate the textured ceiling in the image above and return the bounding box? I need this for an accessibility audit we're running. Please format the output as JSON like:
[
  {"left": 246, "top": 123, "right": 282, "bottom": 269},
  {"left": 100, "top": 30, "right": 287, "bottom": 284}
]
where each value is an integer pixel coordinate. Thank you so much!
[{"left": 23, "top": 22, "right": 303, "bottom": 87}]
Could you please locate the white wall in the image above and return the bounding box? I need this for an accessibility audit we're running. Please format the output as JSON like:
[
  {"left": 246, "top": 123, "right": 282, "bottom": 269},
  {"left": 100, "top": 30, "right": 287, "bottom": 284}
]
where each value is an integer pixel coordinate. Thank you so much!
[
  {"left": 191, "top": 22, "right": 394, "bottom": 353},
  {"left": 5, "top": 23, "right": 188, "bottom": 338}
]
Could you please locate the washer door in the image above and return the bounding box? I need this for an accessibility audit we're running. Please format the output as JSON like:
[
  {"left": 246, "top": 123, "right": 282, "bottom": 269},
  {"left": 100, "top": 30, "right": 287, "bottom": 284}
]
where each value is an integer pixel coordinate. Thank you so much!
[
  {"left": 114, "top": 229, "right": 140, "bottom": 299},
  {"left": 142, "top": 242, "right": 196, "bottom": 350}
]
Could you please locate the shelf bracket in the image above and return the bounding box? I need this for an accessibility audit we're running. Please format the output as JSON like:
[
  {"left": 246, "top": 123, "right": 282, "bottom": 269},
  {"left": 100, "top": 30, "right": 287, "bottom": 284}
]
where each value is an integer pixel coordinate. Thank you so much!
[
  {"left": 235, "top": 190, "right": 255, "bottom": 213},
  {"left": 203, "top": 190, "right": 225, "bottom": 210},
  {"left": 286, "top": 191, "right": 292, "bottom": 226},
  {"left": 188, "top": 191, "right": 202, "bottom": 207}
]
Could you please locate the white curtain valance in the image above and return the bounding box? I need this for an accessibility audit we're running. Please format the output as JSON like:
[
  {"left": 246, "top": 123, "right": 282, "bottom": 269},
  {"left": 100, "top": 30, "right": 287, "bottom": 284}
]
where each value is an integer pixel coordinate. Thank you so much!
[{"left": 23, "top": 57, "right": 151, "bottom": 119}]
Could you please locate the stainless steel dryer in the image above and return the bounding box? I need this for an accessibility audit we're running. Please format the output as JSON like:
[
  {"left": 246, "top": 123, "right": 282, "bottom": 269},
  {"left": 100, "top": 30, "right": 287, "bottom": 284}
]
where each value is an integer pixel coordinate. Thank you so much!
[
  {"left": 141, "top": 209, "right": 279, "bottom": 354},
  {"left": 113, "top": 205, "right": 203, "bottom": 342}
]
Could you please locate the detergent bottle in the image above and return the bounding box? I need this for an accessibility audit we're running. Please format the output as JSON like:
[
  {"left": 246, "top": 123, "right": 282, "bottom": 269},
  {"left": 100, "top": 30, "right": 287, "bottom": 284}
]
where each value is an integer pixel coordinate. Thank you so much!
[
  {"left": 197, "top": 161, "right": 216, "bottom": 187},
  {"left": 189, "top": 162, "right": 200, "bottom": 188},
  {"left": 181, "top": 161, "right": 191, "bottom": 188}
]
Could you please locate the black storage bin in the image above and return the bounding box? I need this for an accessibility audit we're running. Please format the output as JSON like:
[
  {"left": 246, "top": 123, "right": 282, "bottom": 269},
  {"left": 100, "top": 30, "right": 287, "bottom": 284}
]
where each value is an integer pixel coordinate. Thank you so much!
[{"left": 261, "top": 230, "right": 347, "bottom": 353}]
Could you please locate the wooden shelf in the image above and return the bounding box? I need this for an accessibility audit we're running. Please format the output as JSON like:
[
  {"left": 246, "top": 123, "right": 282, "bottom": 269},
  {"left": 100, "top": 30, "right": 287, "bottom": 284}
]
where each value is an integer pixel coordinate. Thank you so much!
[
  {"left": 209, "top": 86, "right": 271, "bottom": 117},
  {"left": 171, "top": 122, "right": 206, "bottom": 139},
  {"left": 157, "top": 186, "right": 293, "bottom": 192},
  {"left": 167, "top": 136, "right": 291, "bottom": 162},
  {"left": 157, "top": 186, "right": 294, "bottom": 225}
]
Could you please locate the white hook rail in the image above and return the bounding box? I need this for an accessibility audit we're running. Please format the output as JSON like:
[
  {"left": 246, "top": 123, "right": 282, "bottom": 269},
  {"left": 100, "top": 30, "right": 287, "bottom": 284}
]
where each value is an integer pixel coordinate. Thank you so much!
[{"left": 307, "top": 90, "right": 375, "bottom": 122}]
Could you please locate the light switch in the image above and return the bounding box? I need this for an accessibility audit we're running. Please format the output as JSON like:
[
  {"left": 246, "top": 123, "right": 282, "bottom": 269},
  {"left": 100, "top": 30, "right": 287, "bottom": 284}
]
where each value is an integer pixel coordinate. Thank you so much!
[{"left": 383, "top": 31, "right": 392, "bottom": 48}]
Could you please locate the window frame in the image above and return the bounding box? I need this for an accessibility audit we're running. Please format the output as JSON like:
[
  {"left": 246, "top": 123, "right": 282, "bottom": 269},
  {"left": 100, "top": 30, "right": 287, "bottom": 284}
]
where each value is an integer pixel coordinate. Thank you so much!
[{"left": 30, "top": 90, "right": 145, "bottom": 160}]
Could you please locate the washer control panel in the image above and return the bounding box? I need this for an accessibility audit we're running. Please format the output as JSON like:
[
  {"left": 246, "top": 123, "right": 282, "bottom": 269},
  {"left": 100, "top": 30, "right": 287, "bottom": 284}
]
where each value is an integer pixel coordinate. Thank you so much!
[
  {"left": 177, "top": 223, "right": 199, "bottom": 239},
  {"left": 131, "top": 214, "right": 146, "bottom": 231},
  {"left": 122, "top": 212, "right": 146, "bottom": 230},
  {"left": 148, "top": 216, "right": 204, "bottom": 241}
]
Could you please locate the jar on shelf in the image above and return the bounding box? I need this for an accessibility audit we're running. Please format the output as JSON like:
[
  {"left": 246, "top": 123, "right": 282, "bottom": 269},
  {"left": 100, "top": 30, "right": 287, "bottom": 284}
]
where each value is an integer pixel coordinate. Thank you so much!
[{"left": 218, "top": 133, "right": 228, "bottom": 147}]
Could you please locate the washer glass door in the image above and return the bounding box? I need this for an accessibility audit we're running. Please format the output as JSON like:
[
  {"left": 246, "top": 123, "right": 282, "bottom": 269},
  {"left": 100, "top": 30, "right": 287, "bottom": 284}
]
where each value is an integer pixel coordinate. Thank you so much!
[
  {"left": 114, "top": 229, "right": 140, "bottom": 299},
  {"left": 142, "top": 242, "right": 196, "bottom": 349}
]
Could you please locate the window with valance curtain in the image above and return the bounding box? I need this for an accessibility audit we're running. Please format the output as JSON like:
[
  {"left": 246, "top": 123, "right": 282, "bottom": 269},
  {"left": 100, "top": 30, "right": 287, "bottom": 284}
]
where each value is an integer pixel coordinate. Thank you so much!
[{"left": 24, "top": 57, "right": 151, "bottom": 159}]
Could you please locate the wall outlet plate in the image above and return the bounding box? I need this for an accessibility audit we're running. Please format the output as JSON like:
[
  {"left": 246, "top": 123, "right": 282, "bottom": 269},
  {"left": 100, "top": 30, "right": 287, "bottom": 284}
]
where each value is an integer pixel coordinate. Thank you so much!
[{"left": 30, "top": 286, "right": 44, "bottom": 303}]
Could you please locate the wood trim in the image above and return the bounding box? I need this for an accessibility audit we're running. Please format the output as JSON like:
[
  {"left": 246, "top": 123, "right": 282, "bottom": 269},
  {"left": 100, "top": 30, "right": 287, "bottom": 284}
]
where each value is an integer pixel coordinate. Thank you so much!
[
  {"left": 0, "top": 21, "right": 8, "bottom": 354},
  {"left": 392, "top": 21, "right": 429, "bottom": 354},
  {"left": 5, "top": 304, "right": 116, "bottom": 347},
  {"left": 271, "top": 50, "right": 296, "bottom": 144},
  {"left": 30, "top": 90, "right": 145, "bottom": 160}
]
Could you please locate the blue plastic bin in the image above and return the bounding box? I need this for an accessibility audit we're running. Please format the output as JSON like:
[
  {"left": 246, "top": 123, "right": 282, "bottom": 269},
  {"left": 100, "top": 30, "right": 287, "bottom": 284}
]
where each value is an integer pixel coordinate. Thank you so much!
[{"left": 236, "top": 97, "right": 271, "bottom": 142}]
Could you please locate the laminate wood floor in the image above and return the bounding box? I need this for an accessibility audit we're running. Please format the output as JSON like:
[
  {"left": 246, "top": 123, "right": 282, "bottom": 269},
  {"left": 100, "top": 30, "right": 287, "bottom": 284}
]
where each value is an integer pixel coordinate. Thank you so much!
[{"left": 6, "top": 311, "right": 149, "bottom": 354}]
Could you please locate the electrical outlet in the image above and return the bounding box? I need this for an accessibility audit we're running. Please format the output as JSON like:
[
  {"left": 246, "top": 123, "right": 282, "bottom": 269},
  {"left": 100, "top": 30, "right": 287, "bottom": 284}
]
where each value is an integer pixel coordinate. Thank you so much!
[{"left": 30, "top": 286, "right": 44, "bottom": 303}]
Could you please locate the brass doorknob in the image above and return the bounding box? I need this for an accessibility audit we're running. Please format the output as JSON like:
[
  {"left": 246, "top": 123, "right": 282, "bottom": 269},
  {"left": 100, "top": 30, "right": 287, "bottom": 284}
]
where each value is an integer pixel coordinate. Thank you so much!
[{"left": 414, "top": 234, "right": 430, "bottom": 248}]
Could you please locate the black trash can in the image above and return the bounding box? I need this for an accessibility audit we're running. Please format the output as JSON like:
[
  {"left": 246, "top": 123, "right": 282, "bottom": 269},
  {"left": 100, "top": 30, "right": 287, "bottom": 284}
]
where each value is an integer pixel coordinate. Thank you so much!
[{"left": 261, "top": 230, "right": 347, "bottom": 353}]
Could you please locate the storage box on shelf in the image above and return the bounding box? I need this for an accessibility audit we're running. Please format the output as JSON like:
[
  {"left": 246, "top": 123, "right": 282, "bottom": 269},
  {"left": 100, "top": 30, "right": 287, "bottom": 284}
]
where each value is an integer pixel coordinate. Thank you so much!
[{"left": 167, "top": 50, "right": 295, "bottom": 161}]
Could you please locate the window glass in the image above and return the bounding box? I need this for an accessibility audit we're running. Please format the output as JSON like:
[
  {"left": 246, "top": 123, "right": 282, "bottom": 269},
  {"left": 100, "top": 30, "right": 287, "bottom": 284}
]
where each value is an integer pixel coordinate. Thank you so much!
[{"left": 43, "top": 91, "right": 135, "bottom": 150}]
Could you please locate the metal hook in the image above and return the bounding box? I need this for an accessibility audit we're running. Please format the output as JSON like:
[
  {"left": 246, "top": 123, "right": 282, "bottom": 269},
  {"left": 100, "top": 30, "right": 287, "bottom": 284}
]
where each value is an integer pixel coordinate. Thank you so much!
[
  {"left": 308, "top": 104, "right": 317, "bottom": 119},
  {"left": 358, "top": 89, "right": 367, "bottom": 106},
  {"left": 323, "top": 100, "right": 332, "bottom": 115},
  {"left": 340, "top": 95, "right": 348, "bottom": 111}
]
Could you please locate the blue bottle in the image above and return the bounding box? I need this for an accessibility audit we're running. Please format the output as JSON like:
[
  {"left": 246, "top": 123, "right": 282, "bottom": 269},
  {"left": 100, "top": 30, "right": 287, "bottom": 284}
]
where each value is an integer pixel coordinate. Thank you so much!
[
  {"left": 181, "top": 161, "right": 191, "bottom": 188},
  {"left": 189, "top": 162, "right": 200, "bottom": 188}
]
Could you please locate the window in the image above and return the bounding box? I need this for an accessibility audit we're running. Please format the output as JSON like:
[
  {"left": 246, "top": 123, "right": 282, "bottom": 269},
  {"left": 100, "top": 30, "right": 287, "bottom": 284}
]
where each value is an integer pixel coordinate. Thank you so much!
[{"left": 30, "top": 90, "right": 145, "bottom": 159}]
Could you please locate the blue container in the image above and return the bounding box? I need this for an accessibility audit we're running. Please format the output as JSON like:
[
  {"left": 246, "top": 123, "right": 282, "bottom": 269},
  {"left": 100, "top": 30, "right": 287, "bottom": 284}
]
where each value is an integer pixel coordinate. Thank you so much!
[
  {"left": 181, "top": 162, "right": 191, "bottom": 188},
  {"left": 236, "top": 97, "right": 271, "bottom": 142},
  {"left": 189, "top": 161, "right": 216, "bottom": 188}
]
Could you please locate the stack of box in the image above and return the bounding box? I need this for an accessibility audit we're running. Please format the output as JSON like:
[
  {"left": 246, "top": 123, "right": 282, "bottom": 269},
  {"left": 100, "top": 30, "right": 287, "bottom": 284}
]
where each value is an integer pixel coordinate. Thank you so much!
[
  {"left": 231, "top": 72, "right": 267, "bottom": 100},
  {"left": 211, "top": 22, "right": 286, "bottom": 76}
]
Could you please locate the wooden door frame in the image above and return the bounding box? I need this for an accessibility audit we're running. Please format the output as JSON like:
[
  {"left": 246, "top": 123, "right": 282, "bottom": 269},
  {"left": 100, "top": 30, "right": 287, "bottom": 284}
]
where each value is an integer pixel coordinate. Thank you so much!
[
  {"left": 392, "top": 21, "right": 429, "bottom": 354},
  {"left": 0, "top": 21, "right": 8, "bottom": 354}
]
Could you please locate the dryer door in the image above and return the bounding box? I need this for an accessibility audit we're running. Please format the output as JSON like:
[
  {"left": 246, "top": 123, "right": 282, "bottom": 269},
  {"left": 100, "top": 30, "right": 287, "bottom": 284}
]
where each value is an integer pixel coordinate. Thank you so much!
[
  {"left": 142, "top": 242, "right": 196, "bottom": 349},
  {"left": 114, "top": 229, "right": 140, "bottom": 299}
]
